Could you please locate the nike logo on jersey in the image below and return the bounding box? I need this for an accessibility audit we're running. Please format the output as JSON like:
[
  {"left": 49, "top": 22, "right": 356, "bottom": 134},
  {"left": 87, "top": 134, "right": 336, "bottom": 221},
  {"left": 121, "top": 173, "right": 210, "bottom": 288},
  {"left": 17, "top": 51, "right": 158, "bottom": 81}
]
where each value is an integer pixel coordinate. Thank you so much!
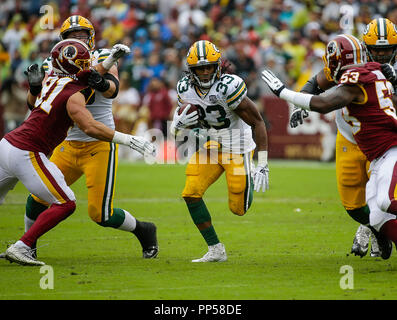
[{"left": 90, "top": 152, "right": 98, "bottom": 156}]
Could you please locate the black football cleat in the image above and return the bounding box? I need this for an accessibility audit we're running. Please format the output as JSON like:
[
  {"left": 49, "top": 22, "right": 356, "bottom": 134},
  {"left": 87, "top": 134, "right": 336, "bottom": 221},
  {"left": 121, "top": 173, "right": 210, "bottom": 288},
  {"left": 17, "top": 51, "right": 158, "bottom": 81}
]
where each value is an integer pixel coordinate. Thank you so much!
[
  {"left": 370, "top": 227, "right": 393, "bottom": 260},
  {"left": 133, "top": 221, "right": 159, "bottom": 259}
]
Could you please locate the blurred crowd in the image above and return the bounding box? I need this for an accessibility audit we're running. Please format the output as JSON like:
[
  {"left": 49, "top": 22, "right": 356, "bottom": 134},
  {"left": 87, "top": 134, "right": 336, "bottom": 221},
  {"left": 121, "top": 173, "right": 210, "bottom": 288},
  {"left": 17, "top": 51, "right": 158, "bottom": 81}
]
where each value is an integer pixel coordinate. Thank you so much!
[{"left": 1, "top": 0, "right": 397, "bottom": 143}]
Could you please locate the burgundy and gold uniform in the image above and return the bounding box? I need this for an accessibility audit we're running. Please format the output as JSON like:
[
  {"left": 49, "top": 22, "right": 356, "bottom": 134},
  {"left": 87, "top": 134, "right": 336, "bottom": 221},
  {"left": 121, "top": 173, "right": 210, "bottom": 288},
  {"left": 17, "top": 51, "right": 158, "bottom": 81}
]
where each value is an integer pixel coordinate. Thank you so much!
[
  {"left": 338, "top": 62, "right": 397, "bottom": 162},
  {"left": 5, "top": 75, "right": 86, "bottom": 156}
]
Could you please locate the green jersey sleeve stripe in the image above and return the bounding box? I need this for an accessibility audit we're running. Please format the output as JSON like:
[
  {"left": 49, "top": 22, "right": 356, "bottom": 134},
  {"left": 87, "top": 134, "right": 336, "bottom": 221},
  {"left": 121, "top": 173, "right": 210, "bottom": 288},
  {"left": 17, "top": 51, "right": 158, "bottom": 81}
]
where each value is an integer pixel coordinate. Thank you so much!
[
  {"left": 227, "top": 86, "right": 247, "bottom": 107},
  {"left": 226, "top": 81, "right": 245, "bottom": 100}
]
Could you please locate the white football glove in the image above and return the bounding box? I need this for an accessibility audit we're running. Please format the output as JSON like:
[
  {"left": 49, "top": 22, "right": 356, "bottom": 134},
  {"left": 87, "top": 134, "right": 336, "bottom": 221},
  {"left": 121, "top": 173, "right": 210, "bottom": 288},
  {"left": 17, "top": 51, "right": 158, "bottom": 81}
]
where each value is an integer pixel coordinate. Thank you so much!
[
  {"left": 112, "top": 132, "right": 156, "bottom": 157},
  {"left": 261, "top": 69, "right": 286, "bottom": 97},
  {"left": 170, "top": 104, "right": 199, "bottom": 135},
  {"left": 253, "top": 164, "right": 269, "bottom": 192},
  {"left": 129, "top": 135, "right": 156, "bottom": 157},
  {"left": 289, "top": 107, "right": 309, "bottom": 128},
  {"left": 102, "top": 44, "right": 131, "bottom": 70}
]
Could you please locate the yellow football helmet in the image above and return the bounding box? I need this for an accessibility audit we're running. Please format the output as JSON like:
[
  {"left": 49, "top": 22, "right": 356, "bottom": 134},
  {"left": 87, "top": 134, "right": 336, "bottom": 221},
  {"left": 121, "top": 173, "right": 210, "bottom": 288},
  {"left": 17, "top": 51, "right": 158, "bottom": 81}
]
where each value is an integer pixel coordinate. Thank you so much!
[
  {"left": 186, "top": 40, "right": 221, "bottom": 89},
  {"left": 60, "top": 15, "right": 95, "bottom": 50},
  {"left": 362, "top": 18, "right": 397, "bottom": 64}
]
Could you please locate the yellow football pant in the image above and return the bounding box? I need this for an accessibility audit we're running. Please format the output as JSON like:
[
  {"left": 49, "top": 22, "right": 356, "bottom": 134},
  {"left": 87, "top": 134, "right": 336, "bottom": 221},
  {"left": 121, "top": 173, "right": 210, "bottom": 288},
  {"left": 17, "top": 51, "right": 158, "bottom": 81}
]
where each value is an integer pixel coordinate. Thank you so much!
[
  {"left": 182, "top": 148, "right": 254, "bottom": 216},
  {"left": 32, "top": 140, "right": 118, "bottom": 223},
  {"left": 335, "top": 131, "right": 370, "bottom": 210}
]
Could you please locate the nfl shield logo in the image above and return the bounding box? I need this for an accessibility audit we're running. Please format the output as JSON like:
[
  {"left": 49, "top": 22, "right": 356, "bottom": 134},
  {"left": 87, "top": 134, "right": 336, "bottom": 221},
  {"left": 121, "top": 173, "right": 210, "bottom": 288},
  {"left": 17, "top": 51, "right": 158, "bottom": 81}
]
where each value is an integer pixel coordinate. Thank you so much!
[{"left": 209, "top": 95, "right": 217, "bottom": 103}]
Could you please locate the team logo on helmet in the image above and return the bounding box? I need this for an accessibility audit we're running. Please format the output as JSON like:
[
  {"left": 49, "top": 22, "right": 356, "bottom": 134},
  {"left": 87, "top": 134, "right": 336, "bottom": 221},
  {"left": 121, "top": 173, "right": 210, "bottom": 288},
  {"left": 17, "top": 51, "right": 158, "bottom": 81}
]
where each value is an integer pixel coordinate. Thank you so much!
[{"left": 62, "top": 45, "right": 78, "bottom": 60}]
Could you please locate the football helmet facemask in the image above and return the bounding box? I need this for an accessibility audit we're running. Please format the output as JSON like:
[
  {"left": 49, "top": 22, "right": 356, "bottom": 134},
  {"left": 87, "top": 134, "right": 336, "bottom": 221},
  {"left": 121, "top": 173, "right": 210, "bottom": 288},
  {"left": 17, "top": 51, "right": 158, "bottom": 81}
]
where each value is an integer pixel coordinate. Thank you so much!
[
  {"left": 323, "top": 34, "right": 366, "bottom": 83},
  {"left": 187, "top": 40, "right": 221, "bottom": 89},
  {"left": 60, "top": 15, "right": 95, "bottom": 50},
  {"left": 362, "top": 18, "right": 397, "bottom": 64},
  {"left": 51, "top": 39, "right": 91, "bottom": 75}
]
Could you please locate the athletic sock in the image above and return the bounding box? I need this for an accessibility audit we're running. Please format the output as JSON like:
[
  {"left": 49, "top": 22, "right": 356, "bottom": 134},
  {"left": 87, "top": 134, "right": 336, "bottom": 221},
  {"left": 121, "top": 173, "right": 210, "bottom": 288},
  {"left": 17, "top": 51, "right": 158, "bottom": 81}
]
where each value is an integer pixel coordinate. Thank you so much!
[
  {"left": 98, "top": 208, "right": 136, "bottom": 231},
  {"left": 187, "top": 199, "right": 219, "bottom": 246},
  {"left": 199, "top": 225, "right": 219, "bottom": 246},
  {"left": 25, "top": 194, "right": 48, "bottom": 231},
  {"left": 346, "top": 205, "right": 370, "bottom": 225},
  {"left": 20, "top": 201, "right": 76, "bottom": 248}
]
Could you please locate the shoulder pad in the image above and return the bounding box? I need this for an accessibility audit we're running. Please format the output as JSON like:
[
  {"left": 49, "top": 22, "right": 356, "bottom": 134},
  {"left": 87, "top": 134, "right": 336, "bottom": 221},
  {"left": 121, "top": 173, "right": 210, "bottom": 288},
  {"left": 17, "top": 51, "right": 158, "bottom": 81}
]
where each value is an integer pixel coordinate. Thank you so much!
[
  {"left": 93, "top": 48, "right": 112, "bottom": 64},
  {"left": 217, "top": 74, "right": 247, "bottom": 109}
]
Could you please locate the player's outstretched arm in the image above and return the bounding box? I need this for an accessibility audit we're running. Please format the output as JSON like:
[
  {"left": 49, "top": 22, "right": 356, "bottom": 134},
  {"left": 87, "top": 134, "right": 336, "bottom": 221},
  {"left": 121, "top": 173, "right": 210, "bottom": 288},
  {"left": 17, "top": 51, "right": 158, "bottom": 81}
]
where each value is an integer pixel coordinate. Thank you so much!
[
  {"left": 67, "top": 92, "right": 115, "bottom": 141},
  {"left": 261, "top": 69, "right": 361, "bottom": 114},
  {"left": 67, "top": 92, "right": 156, "bottom": 157}
]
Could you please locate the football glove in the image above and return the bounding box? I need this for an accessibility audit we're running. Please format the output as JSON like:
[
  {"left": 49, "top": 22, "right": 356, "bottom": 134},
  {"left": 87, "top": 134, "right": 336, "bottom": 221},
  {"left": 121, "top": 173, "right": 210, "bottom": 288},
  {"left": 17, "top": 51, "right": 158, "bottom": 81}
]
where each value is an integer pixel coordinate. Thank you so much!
[
  {"left": 102, "top": 44, "right": 131, "bottom": 70},
  {"left": 381, "top": 63, "right": 397, "bottom": 86},
  {"left": 170, "top": 105, "right": 199, "bottom": 135},
  {"left": 112, "top": 132, "right": 156, "bottom": 157},
  {"left": 24, "top": 63, "right": 45, "bottom": 96},
  {"left": 87, "top": 69, "right": 110, "bottom": 92},
  {"left": 253, "top": 164, "right": 269, "bottom": 192},
  {"left": 261, "top": 69, "right": 285, "bottom": 97},
  {"left": 129, "top": 135, "right": 156, "bottom": 157},
  {"left": 290, "top": 107, "right": 309, "bottom": 128}
]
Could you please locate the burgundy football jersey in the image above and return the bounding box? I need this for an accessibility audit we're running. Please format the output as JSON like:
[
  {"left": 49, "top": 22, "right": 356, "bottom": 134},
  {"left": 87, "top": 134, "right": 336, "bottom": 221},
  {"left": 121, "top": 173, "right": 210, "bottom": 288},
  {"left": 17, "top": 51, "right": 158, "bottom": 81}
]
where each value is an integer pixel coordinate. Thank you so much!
[
  {"left": 338, "top": 62, "right": 397, "bottom": 161},
  {"left": 5, "top": 75, "right": 87, "bottom": 156}
]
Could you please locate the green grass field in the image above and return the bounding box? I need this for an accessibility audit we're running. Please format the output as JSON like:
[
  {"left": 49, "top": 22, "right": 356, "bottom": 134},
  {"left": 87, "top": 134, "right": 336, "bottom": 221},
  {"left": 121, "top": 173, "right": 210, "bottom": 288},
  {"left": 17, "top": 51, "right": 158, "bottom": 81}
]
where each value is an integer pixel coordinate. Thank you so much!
[{"left": 1, "top": 160, "right": 397, "bottom": 300}]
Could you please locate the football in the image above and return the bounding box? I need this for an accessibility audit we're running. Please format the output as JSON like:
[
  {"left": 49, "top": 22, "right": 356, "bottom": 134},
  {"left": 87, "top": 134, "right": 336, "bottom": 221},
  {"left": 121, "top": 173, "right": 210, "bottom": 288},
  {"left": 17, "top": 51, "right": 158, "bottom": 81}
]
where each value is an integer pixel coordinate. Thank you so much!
[{"left": 177, "top": 103, "right": 200, "bottom": 116}]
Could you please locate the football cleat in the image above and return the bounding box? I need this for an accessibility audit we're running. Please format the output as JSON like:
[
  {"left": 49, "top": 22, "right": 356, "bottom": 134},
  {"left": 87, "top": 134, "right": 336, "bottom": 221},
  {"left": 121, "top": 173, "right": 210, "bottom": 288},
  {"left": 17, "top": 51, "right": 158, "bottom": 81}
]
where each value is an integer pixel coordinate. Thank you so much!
[
  {"left": 0, "top": 252, "right": 5, "bottom": 259},
  {"left": 133, "top": 221, "right": 159, "bottom": 259},
  {"left": 351, "top": 225, "right": 371, "bottom": 257},
  {"left": 192, "top": 243, "right": 227, "bottom": 262},
  {"left": 369, "top": 231, "right": 381, "bottom": 257},
  {"left": 372, "top": 229, "right": 393, "bottom": 260},
  {"left": 5, "top": 243, "right": 45, "bottom": 266}
]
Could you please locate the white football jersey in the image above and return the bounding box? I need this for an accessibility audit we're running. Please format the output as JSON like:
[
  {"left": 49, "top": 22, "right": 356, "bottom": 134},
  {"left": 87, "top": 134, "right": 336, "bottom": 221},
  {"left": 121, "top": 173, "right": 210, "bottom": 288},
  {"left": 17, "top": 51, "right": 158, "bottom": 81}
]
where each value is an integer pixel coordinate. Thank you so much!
[
  {"left": 176, "top": 73, "right": 256, "bottom": 154},
  {"left": 42, "top": 48, "right": 115, "bottom": 142}
]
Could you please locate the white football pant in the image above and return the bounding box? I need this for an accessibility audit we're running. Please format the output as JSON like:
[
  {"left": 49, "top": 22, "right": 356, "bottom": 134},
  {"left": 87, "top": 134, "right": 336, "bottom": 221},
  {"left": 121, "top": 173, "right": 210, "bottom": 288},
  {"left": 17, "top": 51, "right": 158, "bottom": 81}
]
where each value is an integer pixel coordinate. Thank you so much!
[
  {"left": 367, "top": 146, "right": 397, "bottom": 231},
  {"left": 0, "top": 138, "right": 75, "bottom": 205}
]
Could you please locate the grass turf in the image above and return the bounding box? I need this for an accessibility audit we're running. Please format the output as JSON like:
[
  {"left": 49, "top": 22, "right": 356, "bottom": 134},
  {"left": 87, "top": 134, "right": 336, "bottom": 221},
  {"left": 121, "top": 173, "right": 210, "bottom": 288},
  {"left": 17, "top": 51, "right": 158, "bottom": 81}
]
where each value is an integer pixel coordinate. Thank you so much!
[{"left": 0, "top": 160, "right": 397, "bottom": 300}]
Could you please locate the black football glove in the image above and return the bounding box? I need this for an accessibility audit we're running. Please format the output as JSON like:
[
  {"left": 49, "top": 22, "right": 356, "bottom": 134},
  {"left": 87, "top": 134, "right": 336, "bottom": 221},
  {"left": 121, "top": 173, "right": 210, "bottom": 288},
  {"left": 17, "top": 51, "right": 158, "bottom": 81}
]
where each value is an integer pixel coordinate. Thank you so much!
[
  {"left": 24, "top": 63, "right": 45, "bottom": 96},
  {"left": 381, "top": 63, "right": 397, "bottom": 85},
  {"left": 87, "top": 69, "right": 110, "bottom": 92},
  {"left": 290, "top": 107, "right": 309, "bottom": 128}
]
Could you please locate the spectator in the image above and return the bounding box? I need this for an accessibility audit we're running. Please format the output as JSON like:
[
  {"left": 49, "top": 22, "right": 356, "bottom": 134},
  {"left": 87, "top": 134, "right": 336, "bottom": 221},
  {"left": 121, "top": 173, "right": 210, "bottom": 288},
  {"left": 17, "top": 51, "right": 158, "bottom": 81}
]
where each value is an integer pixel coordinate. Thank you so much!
[
  {"left": 102, "top": 16, "right": 125, "bottom": 46},
  {"left": 141, "top": 77, "right": 173, "bottom": 138}
]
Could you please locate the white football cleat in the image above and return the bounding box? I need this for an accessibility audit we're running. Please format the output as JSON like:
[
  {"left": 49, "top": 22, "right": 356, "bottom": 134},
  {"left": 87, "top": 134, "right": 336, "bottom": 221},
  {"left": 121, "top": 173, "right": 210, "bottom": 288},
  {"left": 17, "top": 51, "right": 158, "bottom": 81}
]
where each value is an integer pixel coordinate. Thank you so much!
[
  {"left": 5, "top": 243, "right": 45, "bottom": 266},
  {"left": 0, "top": 252, "right": 5, "bottom": 259},
  {"left": 369, "top": 230, "right": 381, "bottom": 257},
  {"left": 192, "top": 243, "right": 227, "bottom": 262},
  {"left": 351, "top": 225, "right": 371, "bottom": 257}
]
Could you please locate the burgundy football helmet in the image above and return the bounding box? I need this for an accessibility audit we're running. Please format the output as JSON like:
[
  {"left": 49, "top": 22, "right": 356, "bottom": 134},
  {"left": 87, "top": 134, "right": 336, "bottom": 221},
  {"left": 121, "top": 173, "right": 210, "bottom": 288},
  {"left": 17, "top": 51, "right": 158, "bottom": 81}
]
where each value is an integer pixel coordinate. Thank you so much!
[
  {"left": 323, "top": 34, "right": 366, "bottom": 83},
  {"left": 51, "top": 39, "right": 91, "bottom": 75}
]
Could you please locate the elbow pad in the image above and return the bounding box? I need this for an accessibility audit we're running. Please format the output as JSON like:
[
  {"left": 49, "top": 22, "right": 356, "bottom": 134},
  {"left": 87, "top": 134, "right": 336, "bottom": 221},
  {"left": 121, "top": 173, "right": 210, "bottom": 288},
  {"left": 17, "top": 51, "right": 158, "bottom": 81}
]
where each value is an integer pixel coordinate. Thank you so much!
[{"left": 104, "top": 73, "right": 120, "bottom": 99}]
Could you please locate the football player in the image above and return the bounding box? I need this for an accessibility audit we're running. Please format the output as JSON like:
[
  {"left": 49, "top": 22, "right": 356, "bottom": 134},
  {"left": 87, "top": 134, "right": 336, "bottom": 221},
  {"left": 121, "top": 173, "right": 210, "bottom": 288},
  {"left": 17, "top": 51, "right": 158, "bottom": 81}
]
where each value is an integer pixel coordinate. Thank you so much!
[
  {"left": 262, "top": 34, "right": 397, "bottom": 258},
  {"left": 170, "top": 40, "right": 269, "bottom": 262},
  {"left": 1, "top": 39, "right": 155, "bottom": 266},
  {"left": 288, "top": 18, "right": 397, "bottom": 258},
  {"left": 9, "top": 16, "right": 159, "bottom": 261}
]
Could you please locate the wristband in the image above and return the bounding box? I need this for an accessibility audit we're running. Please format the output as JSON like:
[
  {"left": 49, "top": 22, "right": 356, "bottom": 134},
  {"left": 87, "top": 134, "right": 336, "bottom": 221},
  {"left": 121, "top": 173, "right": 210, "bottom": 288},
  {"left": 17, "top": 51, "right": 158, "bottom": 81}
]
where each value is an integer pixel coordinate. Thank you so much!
[
  {"left": 102, "top": 56, "right": 117, "bottom": 70},
  {"left": 112, "top": 131, "right": 130, "bottom": 146},
  {"left": 280, "top": 89, "right": 313, "bottom": 110},
  {"left": 257, "top": 150, "right": 268, "bottom": 166}
]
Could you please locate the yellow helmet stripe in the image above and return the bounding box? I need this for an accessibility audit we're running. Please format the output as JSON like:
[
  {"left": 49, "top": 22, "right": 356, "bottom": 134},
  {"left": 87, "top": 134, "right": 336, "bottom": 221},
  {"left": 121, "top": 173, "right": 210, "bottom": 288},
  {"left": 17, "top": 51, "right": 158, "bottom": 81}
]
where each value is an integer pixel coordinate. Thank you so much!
[{"left": 343, "top": 34, "right": 363, "bottom": 63}]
